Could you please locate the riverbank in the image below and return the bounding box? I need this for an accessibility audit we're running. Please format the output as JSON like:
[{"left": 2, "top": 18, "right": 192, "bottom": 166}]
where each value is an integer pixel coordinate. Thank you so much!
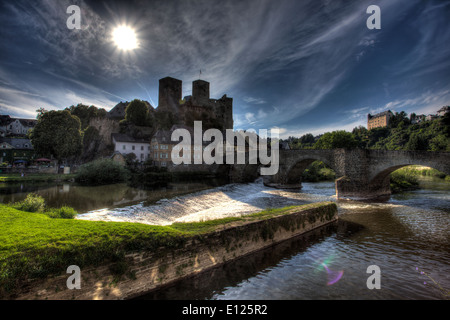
[
  {"left": 0, "top": 201, "right": 337, "bottom": 299},
  {"left": 390, "top": 165, "right": 449, "bottom": 193},
  {"left": 0, "top": 173, "right": 76, "bottom": 183}
]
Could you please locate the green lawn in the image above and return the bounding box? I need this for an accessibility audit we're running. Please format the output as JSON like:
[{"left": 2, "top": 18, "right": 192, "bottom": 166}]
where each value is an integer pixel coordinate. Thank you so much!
[
  {"left": 0, "top": 201, "right": 334, "bottom": 296},
  {"left": 0, "top": 173, "right": 76, "bottom": 183}
]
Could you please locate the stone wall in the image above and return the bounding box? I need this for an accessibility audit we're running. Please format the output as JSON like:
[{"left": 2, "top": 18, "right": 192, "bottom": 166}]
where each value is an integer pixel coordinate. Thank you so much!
[
  {"left": 12, "top": 203, "right": 337, "bottom": 300},
  {"left": 89, "top": 117, "right": 120, "bottom": 146}
]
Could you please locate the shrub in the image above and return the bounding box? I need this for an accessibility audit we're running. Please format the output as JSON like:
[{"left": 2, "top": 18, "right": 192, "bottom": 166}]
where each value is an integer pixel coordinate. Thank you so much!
[
  {"left": 13, "top": 193, "right": 46, "bottom": 213},
  {"left": 75, "top": 158, "right": 130, "bottom": 185},
  {"left": 45, "top": 206, "right": 77, "bottom": 219}
]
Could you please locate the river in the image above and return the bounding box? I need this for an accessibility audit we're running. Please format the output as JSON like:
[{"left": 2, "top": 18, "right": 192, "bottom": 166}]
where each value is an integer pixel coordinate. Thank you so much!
[{"left": 0, "top": 177, "right": 448, "bottom": 299}]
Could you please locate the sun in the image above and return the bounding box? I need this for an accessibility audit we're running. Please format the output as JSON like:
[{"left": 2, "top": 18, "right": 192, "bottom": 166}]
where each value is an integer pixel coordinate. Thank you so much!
[{"left": 112, "top": 25, "right": 138, "bottom": 50}]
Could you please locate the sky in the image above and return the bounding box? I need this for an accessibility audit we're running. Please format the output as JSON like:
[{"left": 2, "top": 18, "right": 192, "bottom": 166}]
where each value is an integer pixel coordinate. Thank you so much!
[{"left": 0, "top": 0, "right": 449, "bottom": 138}]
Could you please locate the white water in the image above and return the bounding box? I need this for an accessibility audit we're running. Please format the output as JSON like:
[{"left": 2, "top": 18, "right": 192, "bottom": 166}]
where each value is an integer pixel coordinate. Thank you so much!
[{"left": 76, "top": 178, "right": 333, "bottom": 225}]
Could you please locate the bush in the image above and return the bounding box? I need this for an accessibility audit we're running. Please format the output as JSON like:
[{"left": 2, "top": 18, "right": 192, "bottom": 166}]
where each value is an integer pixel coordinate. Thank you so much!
[
  {"left": 13, "top": 193, "right": 46, "bottom": 213},
  {"left": 302, "top": 161, "right": 336, "bottom": 182},
  {"left": 390, "top": 171, "right": 419, "bottom": 193},
  {"left": 45, "top": 206, "right": 77, "bottom": 219},
  {"left": 75, "top": 158, "right": 130, "bottom": 185}
]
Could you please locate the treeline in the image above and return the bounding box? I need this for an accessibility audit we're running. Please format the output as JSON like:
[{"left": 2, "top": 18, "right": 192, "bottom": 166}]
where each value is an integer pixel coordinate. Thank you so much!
[{"left": 284, "top": 111, "right": 450, "bottom": 151}]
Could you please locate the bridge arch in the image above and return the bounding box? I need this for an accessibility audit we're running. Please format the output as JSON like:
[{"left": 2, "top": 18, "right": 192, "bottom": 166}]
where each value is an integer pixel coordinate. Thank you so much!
[{"left": 284, "top": 157, "right": 337, "bottom": 186}]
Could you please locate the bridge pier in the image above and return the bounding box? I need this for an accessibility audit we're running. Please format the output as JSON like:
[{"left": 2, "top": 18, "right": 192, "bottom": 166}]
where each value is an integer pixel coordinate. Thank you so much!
[{"left": 335, "top": 176, "right": 391, "bottom": 201}]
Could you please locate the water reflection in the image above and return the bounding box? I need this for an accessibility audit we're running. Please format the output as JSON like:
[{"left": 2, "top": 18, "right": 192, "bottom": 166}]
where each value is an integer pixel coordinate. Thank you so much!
[{"left": 0, "top": 179, "right": 227, "bottom": 213}]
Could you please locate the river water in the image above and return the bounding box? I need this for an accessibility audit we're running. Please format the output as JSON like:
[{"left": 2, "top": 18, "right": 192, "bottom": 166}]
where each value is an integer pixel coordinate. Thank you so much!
[{"left": 0, "top": 177, "right": 448, "bottom": 299}]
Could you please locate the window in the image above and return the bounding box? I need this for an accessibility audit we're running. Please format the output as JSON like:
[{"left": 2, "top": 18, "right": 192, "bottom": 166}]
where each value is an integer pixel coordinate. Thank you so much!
[
  {"left": 122, "top": 145, "right": 126, "bottom": 150},
  {"left": 141, "top": 146, "right": 144, "bottom": 151},
  {"left": 161, "top": 161, "right": 167, "bottom": 166},
  {"left": 132, "top": 145, "right": 135, "bottom": 150},
  {"left": 154, "top": 152, "right": 158, "bottom": 158}
]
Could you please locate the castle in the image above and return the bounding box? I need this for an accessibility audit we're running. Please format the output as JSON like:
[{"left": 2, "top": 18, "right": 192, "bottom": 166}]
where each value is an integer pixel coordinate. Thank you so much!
[
  {"left": 106, "top": 77, "right": 233, "bottom": 132},
  {"left": 104, "top": 77, "right": 234, "bottom": 166},
  {"left": 157, "top": 77, "right": 233, "bottom": 131}
]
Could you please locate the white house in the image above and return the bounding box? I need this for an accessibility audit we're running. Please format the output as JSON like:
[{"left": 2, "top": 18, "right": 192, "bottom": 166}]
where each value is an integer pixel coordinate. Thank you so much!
[{"left": 111, "top": 133, "right": 151, "bottom": 162}]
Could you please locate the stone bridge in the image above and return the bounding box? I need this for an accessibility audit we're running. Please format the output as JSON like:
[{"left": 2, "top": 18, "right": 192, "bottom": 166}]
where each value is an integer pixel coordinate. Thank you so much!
[{"left": 231, "top": 149, "right": 450, "bottom": 200}]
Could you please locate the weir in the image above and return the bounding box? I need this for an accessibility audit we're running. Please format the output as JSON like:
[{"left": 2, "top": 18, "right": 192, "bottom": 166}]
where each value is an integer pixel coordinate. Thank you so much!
[{"left": 10, "top": 202, "right": 337, "bottom": 300}]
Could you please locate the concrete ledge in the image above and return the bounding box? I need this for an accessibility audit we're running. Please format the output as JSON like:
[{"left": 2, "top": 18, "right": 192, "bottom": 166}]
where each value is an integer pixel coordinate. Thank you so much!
[{"left": 14, "top": 202, "right": 338, "bottom": 300}]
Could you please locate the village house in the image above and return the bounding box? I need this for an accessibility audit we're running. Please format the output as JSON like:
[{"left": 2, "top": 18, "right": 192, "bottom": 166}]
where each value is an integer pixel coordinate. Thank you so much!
[
  {"left": 0, "top": 115, "right": 37, "bottom": 137},
  {"left": 111, "top": 133, "right": 151, "bottom": 162},
  {"left": 0, "top": 137, "right": 34, "bottom": 164}
]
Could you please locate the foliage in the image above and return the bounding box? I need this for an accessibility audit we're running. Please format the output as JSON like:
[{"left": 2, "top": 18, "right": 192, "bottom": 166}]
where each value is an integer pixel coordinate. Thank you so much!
[
  {"left": 286, "top": 114, "right": 449, "bottom": 152},
  {"left": 154, "top": 110, "right": 177, "bottom": 130},
  {"left": 65, "top": 104, "right": 107, "bottom": 129},
  {"left": 81, "top": 126, "right": 102, "bottom": 160},
  {"left": 302, "top": 161, "right": 336, "bottom": 182},
  {"left": 314, "top": 130, "right": 358, "bottom": 149},
  {"left": 390, "top": 170, "right": 419, "bottom": 193},
  {"left": 284, "top": 133, "right": 317, "bottom": 149},
  {"left": 75, "top": 158, "right": 130, "bottom": 185},
  {"left": 12, "top": 193, "right": 46, "bottom": 213},
  {"left": 125, "top": 99, "right": 149, "bottom": 126},
  {"left": 30, "top": 110, "right": 83, "bottom": 162},
  {"left": 44, "top": 206, "right": 78, "bottom": 219}
]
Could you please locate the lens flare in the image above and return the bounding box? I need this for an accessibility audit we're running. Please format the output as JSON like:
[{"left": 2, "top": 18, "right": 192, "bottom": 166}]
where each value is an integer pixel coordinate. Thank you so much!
[{"left": 321, "top": 262, "right": 344, "bottom": 286}]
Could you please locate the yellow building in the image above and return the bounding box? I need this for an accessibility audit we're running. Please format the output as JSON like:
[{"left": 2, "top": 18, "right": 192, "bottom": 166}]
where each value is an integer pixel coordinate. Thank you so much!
[{"left": 367, "top": 110, "right": 394, "bottom": 130}]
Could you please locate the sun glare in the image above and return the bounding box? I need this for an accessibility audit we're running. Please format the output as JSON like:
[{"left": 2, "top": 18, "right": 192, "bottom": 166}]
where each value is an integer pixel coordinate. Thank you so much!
[{"left": 112, "top": 25, "right": 138, "bottom": 50}]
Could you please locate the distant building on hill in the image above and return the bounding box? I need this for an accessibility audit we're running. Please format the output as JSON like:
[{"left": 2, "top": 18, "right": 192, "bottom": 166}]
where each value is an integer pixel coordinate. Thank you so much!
[
  {"left": 367, "top": 110, "right": 394, "bottom": 130},
  {"left": 437, "top": 106, "right": 450, "bottom": 117}
]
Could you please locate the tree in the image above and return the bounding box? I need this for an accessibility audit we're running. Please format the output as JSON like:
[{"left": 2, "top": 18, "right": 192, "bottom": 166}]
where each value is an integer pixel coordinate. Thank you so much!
[
  {"left": 314, "top": 130, "right": 358, "bottom": 149},
  {"left": 405, "top": 133, "right": 428, "bottom": 151},
  {"left": 125, "top": 99, "right": 149, "bottom": 126},
  {"left": 389, "top": 111, "right": 409, "bottom": 128},
  {"left": 30, "top": 110, "right": 82, "bottom": 163},
  {"left": 66, "top": 104, "right": 107, "bottom": 129}
]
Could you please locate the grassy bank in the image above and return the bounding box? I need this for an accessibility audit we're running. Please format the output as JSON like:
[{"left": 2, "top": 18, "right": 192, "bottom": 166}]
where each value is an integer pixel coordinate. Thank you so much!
[
  {"left": 389, "top": 165, "right": 449, "bottom": 193},
  {"left": 0, "top": 173, "right": 76, "bottom": 183},
  {"left": 0, "top": 201, "right": 335, "bottom": 297},
  {"left": 393, "top": 165, "right": 448, "bottom": 179}
]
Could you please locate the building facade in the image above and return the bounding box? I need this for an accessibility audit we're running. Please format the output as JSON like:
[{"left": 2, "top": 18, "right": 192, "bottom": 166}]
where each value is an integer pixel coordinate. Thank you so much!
[
  {"left": 367, "top": 110, "right": 394, "bottom": 130},
  {"left": 0, "top": 115, "right": 37, "bottom": 137},
  {"left": 111, "top": 133, "right": 151, "bottom": 162},
  {"left": 0, "top": 138, "right": 35, "bottom": 164}
]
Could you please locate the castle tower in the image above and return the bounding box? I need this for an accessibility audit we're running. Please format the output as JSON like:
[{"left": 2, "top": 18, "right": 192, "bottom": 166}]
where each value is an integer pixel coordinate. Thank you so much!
[
  {"left": 158, "top": 77, "right": 182, "bottom": 112},
  {"left": 192, "top": 80, "right": 210, "bottom": 105}
]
